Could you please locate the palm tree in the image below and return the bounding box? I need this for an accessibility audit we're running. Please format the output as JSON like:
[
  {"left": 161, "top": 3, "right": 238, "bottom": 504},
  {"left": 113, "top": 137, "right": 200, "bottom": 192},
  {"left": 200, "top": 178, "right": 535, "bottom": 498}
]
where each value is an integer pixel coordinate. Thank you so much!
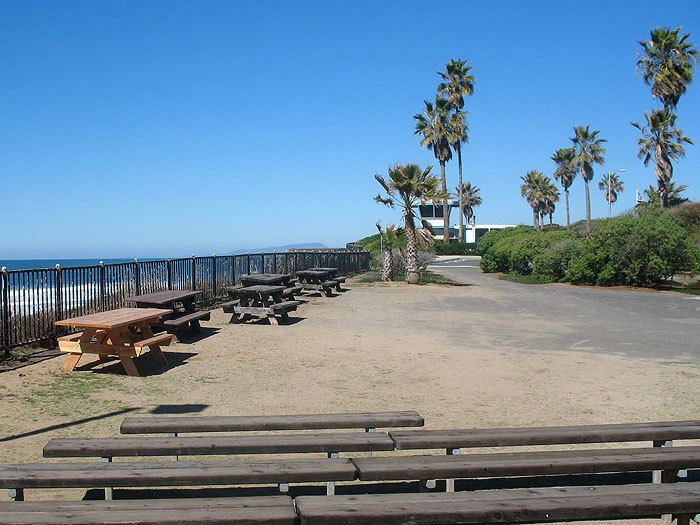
[
  {"left": 438, "top": 59, "right": 475, "bottom": 243},
  {"left": 521, "top": 171, "right": 545, "bottom": 229},
  {"left": 598, "top": 172, "right": 625, "bottom": 217},
  {"left": 637, "top": 27, "right": 696, "bottom": 109},
  {"left": 551, "top": 147, "right": 577, "bottom": 229},
  {"left": 570, "top": 126, "right": 607, "bottom": 233},
  {"left": 632, "top": 108, "right": 693, "bottom": 208},
  {"left": 414, "top": 97, "right": 456, "bottom": 244},
  {"left": 644, "top": 181, "right": 689, "bottom": 207},
  {"left": 375, "top": 222, "right": 397, "bottom": 281},
  {"left": 455, "top": 182, "right": 482, "bottom": 229},
  {"left": 375, "top": 164, "right": 447, "bottom": 284}
]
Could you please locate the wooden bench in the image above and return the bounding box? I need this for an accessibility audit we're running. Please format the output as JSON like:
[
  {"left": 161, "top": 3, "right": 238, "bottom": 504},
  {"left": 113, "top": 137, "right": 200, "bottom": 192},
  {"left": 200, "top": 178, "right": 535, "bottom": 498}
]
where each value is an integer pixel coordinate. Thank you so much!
[
  {"left": 163, "top": 310, "right": 210, "bottom": 332},
  {"left": 43, "top": 432, "right": 395, "bottom": 459},
  {"left": 332, "top": 276, "right": 347, "bottom": 291},
  {"left": 282, "top": 285, "right": 304, "bottom": 299},
  {"left": 132, "top": 332, "right": 174, "bottom": 352},
  {"left": 0, "top": 458, "right": 357, "bottom": 500},
  {"left": 302, "top": 281, "right": 337, "bottom": 296},
  {"left": 351, "top": 445, "right": 700, "bottom": 491},
  {"left": 56, "top": 332, "right": 84, "bottom": 343},
  {"left": 221, "top": 299, "right": 240, "bottom": 313},
  {"left": 232, "top": 300, "right": 300, "bottom": 324},
  {"left": 295, "top": 483, "right": 700, "bottom": 525},
  {"left": 120, "top": 410, "right": 425, "bottom": 434},
  {"left": 0, "top": 495, "right": 295, "bottom": 524}
]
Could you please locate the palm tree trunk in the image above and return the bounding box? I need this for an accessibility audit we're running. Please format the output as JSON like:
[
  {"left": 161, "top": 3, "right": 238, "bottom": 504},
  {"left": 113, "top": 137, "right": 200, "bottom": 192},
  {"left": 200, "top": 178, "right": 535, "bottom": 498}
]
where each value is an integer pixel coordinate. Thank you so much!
[
  {"left": 456, "top": 144, "right": 464, "bottom": 243},
  {"left": 656, "top": 152, "right": 672, "bottom": 208},
  {"left": 565, "top": 189, "right": 571, "bottom": 229},
  {"left": 533, "top": 208, "right": 538, "bottom": 229},
  {"left": 584, "top": 178, "right": 591, "bottom": 234},
  {"left": 404, "top": 210, "right": 420, "bottom": 284},
  {"left": 382, "top": 246, "right": 394, "bottom": 281},
  {"left": 440, "top": 161, "right": 449, "bottom": 245}
]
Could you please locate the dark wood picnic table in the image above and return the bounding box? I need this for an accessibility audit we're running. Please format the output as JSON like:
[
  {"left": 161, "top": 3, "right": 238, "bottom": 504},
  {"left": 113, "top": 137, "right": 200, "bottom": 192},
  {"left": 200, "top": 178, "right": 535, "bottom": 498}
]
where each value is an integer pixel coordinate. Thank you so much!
[
  {"left": 296, "top": 270, "right": 338, "bottom": 296},
  {"left": 225, "top": 285, "right": 299, "bottom": 324},
  {"left": 127, "top": 290, "right": 210, "bottom": 333},
  {"left": 239, "top": 273, "right": 292, "bottom": 286},
  {"left": 309, "top": 267, "right": 339, "bottom": 278}
]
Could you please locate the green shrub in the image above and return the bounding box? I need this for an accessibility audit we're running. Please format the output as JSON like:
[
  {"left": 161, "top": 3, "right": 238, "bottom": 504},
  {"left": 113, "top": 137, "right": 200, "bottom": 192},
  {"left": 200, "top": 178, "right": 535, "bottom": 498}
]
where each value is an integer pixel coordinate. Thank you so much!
[
  {"left": 478, "top": 226, "right": 534, "bottom": 272},
  {"left": 670, "top": 201, "right": 700, "bottom": 230},
  {"left": 566, "top": 207, "right": 698, "bottom": 286},
  {"left": 434, "top": 242, "right": 478, "bottom": 255},
  {"left": 532, "top": 238, "right": 582, "bottom": 279},
  {"left": 481, "top": 228, "right": 576, "bottom": 275}
]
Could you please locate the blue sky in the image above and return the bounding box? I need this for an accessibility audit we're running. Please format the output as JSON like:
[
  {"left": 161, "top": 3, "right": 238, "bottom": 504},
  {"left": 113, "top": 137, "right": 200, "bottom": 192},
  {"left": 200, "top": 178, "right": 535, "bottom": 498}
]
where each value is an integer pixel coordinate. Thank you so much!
[{"left": 1, "top": 1, "right": 699, "bottom": 258}]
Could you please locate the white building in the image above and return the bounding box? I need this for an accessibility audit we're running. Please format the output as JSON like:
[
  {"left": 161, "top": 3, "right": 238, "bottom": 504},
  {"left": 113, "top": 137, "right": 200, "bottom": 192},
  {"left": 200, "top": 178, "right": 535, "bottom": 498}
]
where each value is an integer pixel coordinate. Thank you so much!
[{"left": 415, "top": 201, "right": 515, "bottom": 243}]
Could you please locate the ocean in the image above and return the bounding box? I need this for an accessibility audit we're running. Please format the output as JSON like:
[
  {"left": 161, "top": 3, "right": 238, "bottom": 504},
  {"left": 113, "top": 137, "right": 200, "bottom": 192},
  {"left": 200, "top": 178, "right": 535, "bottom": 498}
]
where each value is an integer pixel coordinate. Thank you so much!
[{"left": 0, "top": 258, "right": 146, "bottom": 271}]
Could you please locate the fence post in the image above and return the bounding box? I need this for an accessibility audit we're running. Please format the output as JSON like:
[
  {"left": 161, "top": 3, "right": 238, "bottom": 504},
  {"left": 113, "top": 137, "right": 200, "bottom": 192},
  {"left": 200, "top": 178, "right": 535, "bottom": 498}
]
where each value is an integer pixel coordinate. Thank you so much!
[
  {"left": 54, "top": 265, "right": 63, "bottom": 341},
  {"left": 247, "top": 254, "right": 251, "bottom": 274},
  {"left": 134, "top": 259, "right": 141, "bottom": 296},
  {"left": 98, "top": 261, "right": 106, "bottom": 311},
  {"left": 211, "top": 255, "right": 217, "bottom": 299},
  {"left": 167, "top": 259, "right": 172, "bottom": 290},
  {"left": 191, "top": 255, "right": 197, "bottom": 291},
  {"left": 1, "top": 267, "right": 9, "bottom": 357}
]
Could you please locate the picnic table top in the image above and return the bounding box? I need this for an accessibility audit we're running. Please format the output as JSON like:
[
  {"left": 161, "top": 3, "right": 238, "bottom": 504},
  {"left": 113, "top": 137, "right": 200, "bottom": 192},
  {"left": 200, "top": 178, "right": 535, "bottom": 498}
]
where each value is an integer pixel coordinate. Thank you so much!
[
  {"left": 309, "top": 268, "right": 338, "bottom": 272},
  {"left": 296, "top": 269, "right": 330, "bottom": 276},
  {"left": 228, "top": 285, "right": 286, "bottom": 295},
  {"left": 127, "top": 290, "right": 201, "bottom": 305},
  {"left": 54, "top": 308, "right": 171, "bottom": 330},
  {"left": 240, "top": 274, "right": 290, "bottom": 285}
]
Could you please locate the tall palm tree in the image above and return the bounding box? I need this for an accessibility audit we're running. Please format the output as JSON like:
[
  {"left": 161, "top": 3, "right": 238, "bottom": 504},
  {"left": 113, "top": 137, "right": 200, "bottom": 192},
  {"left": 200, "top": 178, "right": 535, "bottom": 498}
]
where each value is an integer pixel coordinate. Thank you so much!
[
  {"left": 551, "top": 147, "right": 577, "bottom": 229},
  {"left": 598, "top": 172, "right": 625, "bottom": 217},
  {"left": 414, "top": 97, "right": 455, "bottom": 244},
  {"left": 570, "top": 126, "right": 607, "bottom": 233},
  {"left": 632, "top": 108, "right": 693, "bottom": 208},
  {"left": 438, "top": 59, "right": 475, "bottom": 243},
  {"left": 455, "top": 182, "right": 482, "bottom": 228},
  {"left": 637, "top": 27, "right": 696, "bottom": 109},
  {"left": 521, "top": 171, "right": 545, "bottom": 229},
  {"left": 375, "top": 163, "right": 447, "bottom": 284}
]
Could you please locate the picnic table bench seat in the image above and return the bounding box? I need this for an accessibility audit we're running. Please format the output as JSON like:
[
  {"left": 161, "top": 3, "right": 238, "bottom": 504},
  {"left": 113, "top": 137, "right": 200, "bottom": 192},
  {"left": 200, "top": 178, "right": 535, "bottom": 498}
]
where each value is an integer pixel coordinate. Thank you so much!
[
  {"left": 294, "top": 483, "right": 700, "bottom": 525},
  {"left": 270, "top": 300, "right": 301, "bottom": 312},
  {"left": 282, "top": 285, "right": 304, "bottom": 298},
  {"left": 43, "top": 432, "right": 396, "bottom": 458},
  {"left": 221, "top": 299, "right": 240, "bottom": 313},
  {"left": 0, "top": 458, "right": 356, "bottom": 499},
  {"left": 0, "top": 495, "right": 295, "bottom": 525},
  {"left": 132, "top": 332, "right": 174, "bottom": 351},
  {"left": 162, "top": 310, "right": 210, "bottom": 328},
  {"left": 389, "top": 420, "right": 700, "bottom": 450},
  {"left": 120, "top": 410, "right": 425, "bottom": 434},
  {"left": 351, "top": 445, "right": 700, "bottom": 487}
]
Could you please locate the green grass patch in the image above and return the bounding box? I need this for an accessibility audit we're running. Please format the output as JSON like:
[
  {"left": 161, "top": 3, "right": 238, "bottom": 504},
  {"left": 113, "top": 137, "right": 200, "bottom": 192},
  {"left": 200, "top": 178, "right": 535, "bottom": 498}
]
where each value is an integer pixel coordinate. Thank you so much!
[
  {"left": 351, "top": 270, "right": 457, "bottom": 286},
  {"left": 498, "top": 273, "right": 557, "bottom": 285}
]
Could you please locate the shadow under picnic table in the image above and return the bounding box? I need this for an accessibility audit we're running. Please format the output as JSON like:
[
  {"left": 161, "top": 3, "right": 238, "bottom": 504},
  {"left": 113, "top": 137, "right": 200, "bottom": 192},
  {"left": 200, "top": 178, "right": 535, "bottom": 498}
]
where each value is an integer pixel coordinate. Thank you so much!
[{"left": 80, "top": 351, "right": 198, "bottom": 376}]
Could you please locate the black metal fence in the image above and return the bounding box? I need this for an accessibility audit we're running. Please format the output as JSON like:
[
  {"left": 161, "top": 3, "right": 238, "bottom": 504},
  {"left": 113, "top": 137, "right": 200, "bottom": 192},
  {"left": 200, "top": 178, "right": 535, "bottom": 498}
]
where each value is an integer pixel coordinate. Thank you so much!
[{"left": 0, "top": 250, "right": 370, "bottom": 356}]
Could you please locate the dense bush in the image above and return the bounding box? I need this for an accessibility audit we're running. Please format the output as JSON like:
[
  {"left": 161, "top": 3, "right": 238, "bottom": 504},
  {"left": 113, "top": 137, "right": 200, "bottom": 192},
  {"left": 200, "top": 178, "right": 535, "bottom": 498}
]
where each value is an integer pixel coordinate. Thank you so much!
[
  {"left": 478, "top": 207, "right": 698, "bottom": 287},
  {"left": 434, "top": 242, "right": 478, "bottom": 255}
]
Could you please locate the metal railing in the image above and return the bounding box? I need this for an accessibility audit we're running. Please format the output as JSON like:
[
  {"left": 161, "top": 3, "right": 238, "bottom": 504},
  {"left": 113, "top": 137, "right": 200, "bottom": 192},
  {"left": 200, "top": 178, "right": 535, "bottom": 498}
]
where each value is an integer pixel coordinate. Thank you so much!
[{"left": 0, "top": 250, "right": 370, "bottom": 356}]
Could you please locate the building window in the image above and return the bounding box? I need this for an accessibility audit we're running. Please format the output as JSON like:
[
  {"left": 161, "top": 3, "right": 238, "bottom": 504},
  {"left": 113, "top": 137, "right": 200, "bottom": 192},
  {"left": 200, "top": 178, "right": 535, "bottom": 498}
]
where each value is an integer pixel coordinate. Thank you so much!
[{"left": 418, "top": 205, "right": 434, "bottom": 218}]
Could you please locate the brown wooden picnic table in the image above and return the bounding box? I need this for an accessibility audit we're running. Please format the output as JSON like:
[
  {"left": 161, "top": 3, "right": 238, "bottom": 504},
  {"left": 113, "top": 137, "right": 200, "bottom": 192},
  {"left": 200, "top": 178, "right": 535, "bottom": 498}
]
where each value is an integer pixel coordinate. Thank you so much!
[
  {"left": 54, "top": 308, "right": 174, "bottom": 376},
  {"left": 239, "top": 273, "right": 292, "bottom": 286},
  {"left": 225, "top": 285, "right": 299, "bottom": 324},
  {"left": 309, "top": 267, "right": 339, "bottom": 278},
  {"left": 127, "top": 290, "right": 210, "bottom": 333}
]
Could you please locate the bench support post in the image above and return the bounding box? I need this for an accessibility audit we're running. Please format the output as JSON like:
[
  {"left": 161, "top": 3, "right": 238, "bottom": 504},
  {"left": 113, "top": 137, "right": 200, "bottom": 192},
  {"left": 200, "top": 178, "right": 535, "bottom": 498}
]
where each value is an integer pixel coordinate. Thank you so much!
[
  {"left": 364, "top": 427, "right": 375, "bottom": 457},
  {"left": 653, "top": 440, "right": 676, "bottom": 523},
  {"left": 278, "top": 483, "right": 289, "bottom": 494},
  {"left": 326, "top": 452, "right": 339, "bottom": 495},
  {"left": 170, "top": 432, "right": 178, "bottom": 461},
  {"left": 7, "top": 488, "right": 24, "bottom": 501},
  {"left": 101, "top": 457, "right": 113, "bottom": 500},
  {"left": 445, "top": 447, "right": 461, "bottom": 492},
  {"left": 419, "top": 479, "right": 437, "bottom": 493}
]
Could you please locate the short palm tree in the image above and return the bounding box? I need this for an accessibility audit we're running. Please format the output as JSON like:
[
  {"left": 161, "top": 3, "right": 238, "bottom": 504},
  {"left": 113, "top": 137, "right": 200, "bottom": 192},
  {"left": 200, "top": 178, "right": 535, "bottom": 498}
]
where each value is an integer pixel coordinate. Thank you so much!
[
  {"left": 536, "top": 175, "right": 560, "bottom": 226},
  {"left": 521, "top": 171, "right": 545, "bottom": 229},
  {"left": 375, "top": 164, "right": 447, "bottom": 284},
  {"left": 438, "top": 59, "right": 475, "bottom": 243},
  {"left": 637, "top": 27, "right": 696, "bottom": 109},
  {"left": 375, "top": 222, "right": 397, "bottom": 281},
  {"left": 455, "top": 182, "right": 482, "bottom": 227},
  {"left": 632, "top": 108, "right": 693, "bottom": 208},
  {"left": 571, "top": 126, "right": 607, "bottom": 233},
  {"left": 644, "top": 181, "right": 689, "bottom": 207},
  {"left": 598, "top": 172, "right": 625, "bottom": 217},
  {"left": 414, "top": 97, "right": 456, "bottom": 244},
  {"left": 551, "top": 147, "right": 577, "bottom": 229}
]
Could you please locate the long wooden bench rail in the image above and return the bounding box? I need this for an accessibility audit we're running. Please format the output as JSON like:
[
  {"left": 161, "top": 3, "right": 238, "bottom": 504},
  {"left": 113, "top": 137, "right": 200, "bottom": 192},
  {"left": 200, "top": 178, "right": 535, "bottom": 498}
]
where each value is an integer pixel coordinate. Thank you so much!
[
  {"left": 0, "top": 495, "right": 295, "bottom": 525},
  {"left": 43, "top": 432, "right": 396, "bottom": 458},
  {"left": 0, "top": 458, "right": 357, "bottom": 500},
  {"left": 351, "top": 446, "right": 700, "bottom": 488},
  {"left": 132, "top": 333, "right": 174, "bottom": 351},
  {"left": 162, "top": 310, "right": 211, "bottom": 327},
  {"left": 294, "top": 483, "right": 700, "bottom": 525},
  {"left": 390, "top": 420, "right": 700, "bottom": 450},
  {"left": 120, "top": 410, "right": 425, "bottom": 434}
]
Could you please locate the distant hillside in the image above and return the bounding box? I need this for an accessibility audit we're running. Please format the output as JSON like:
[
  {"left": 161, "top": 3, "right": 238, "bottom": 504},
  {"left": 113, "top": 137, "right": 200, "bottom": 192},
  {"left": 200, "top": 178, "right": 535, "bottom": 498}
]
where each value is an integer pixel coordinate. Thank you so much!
[{"left": 232, "top": 243, "right": 327, "bottom": 254}]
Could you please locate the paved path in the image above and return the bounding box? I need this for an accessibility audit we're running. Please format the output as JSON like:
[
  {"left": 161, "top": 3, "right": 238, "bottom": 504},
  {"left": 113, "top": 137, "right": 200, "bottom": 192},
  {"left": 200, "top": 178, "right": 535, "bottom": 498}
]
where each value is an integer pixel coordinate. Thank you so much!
[{"left": 429, "top": 257, "right": 700, "bottom": 362}]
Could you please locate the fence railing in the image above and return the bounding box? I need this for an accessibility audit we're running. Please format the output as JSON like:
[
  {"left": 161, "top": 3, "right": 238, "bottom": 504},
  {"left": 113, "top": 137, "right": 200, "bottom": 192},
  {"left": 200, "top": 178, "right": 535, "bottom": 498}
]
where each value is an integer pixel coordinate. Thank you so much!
[{"left": 0, "top": 249, "right": 370, "bottom": 356}]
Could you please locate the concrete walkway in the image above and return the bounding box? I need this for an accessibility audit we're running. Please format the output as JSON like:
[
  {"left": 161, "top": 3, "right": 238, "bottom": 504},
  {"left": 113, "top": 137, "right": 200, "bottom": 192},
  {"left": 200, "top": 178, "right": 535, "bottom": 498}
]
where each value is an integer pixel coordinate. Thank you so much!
[{"left": 429, "top": 257, "right": 699, "bottom": 362}]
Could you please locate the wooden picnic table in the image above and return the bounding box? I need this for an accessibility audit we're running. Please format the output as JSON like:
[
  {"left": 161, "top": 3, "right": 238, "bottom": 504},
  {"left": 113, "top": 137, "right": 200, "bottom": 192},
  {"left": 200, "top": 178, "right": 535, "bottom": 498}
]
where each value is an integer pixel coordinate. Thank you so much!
[
  {"left": 295, "top": 270, "right": 337, "bottom": 296},
  {"left": 226, "top": 285, "right": 299, "bottom": 324},
  {"left": 309, "top": 267, "right": 338, "bottom": 278},
  {"left": 239, "top": 273, "right": 292, "bottom": 286},
  {"left": 54, "top": 308, "right": 174, "bottom": 377},
  {"left": 127, "top": 290, "right": 209, "bottom": 333}
]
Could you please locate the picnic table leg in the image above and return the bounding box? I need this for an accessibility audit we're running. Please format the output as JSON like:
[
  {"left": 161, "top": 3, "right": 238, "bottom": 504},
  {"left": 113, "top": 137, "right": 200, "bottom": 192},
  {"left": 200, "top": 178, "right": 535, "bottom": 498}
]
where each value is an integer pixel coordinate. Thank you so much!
[
  {"left": 63, "top": 353, "right": 82, "bottom": 372},
  {"left": 326, "top": 452, "right": 339, "bottom": 495},
  {"left": 119, "top": 356, "right": 140, "bottom": 377},
  {"left": 137, "top": 322, "right": 168, "bottom": 365}
]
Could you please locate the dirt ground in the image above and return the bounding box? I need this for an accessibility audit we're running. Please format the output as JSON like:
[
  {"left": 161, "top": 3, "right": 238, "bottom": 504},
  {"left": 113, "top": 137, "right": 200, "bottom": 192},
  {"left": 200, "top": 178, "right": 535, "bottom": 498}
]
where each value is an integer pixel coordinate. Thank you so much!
[{"left": 0, "top": 273, "right": 698, "bottom": 522}]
